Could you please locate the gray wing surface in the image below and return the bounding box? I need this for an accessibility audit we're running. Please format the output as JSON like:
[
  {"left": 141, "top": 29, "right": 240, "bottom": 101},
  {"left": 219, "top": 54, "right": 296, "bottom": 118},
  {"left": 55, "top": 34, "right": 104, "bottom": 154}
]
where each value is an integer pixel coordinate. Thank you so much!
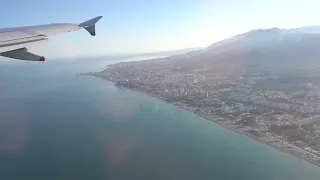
[{"left": 0, "top": 16, "right": 102, "bottom": 61}]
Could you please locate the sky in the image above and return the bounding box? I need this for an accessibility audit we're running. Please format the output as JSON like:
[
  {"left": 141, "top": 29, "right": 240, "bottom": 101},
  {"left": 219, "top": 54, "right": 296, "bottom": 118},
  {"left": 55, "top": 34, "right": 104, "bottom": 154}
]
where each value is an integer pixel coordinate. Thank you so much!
[{"left": 1, "top": 0, "right": 320, "bottom": 58}]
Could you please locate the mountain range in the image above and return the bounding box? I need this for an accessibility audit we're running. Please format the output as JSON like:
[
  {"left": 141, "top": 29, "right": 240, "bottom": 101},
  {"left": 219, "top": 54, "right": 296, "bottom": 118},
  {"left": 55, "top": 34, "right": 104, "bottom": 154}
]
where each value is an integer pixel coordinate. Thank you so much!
[
  {"left": 206, "top": 26, "right": 320, "bottom": 52},
  {"left": 171, "top": 25, "right": 320, "bottom": 75}
]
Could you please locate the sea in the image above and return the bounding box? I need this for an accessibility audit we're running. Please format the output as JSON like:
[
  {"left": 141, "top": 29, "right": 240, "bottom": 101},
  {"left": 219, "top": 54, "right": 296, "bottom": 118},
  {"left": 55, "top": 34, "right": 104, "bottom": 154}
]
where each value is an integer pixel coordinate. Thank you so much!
[{"left": 0, "top": 55, "right": 320, "bottom": 180}]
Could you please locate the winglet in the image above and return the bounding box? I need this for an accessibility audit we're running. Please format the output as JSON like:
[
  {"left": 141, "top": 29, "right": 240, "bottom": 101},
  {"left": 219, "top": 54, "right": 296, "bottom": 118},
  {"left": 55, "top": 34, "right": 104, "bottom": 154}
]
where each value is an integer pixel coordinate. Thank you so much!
[{"left": 79, "top": 16, "right": 103, "bottom": 36}]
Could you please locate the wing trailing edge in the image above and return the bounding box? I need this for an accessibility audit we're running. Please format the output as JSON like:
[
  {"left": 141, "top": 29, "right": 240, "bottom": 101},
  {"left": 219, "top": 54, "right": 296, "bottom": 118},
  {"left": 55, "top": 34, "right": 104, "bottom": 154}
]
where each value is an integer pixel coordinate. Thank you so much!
[{"left": 0, "top": 48, "right": 45, "bottom": 61}]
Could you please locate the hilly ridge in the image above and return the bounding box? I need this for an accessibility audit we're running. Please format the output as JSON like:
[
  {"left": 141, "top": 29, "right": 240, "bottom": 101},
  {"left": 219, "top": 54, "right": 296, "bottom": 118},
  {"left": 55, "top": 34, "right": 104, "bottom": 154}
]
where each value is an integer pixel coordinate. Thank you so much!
[
  {"left": 206, "top": 26, "right": 320, "bottom": 52},
  {"left": 170, "top": 25, "right": 320, "bottom": 75}
]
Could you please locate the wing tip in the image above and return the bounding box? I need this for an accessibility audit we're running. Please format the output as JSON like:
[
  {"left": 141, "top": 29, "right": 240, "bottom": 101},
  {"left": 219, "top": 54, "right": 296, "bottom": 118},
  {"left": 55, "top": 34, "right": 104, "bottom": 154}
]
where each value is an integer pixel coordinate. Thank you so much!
[
  {"left": 79, "top": 16, "right": 103, "bottom": 27},
  {"left": 79, "top": 16, "right": 102, "bottom": 36}
]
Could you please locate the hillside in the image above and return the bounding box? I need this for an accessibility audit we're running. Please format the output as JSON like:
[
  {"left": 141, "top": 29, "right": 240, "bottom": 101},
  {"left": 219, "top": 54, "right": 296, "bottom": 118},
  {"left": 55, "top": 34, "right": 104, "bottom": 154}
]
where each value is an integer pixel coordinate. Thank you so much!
[{"left": 161, "top": 26, "right": 320, "bottom": 75}]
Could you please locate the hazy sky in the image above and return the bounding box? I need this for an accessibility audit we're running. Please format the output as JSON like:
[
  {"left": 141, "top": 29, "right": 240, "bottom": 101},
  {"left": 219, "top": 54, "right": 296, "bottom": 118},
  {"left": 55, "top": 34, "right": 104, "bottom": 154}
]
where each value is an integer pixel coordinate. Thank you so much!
[{"left": 1, "top": 0, "right": 320, "bottom": 58}]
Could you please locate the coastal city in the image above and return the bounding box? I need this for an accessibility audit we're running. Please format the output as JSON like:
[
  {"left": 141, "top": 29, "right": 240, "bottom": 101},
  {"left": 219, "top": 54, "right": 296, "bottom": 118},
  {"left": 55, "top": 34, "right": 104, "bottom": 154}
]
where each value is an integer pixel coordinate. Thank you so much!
[{"left": 93, "top": 53, "right": 320, "bottom": 167}]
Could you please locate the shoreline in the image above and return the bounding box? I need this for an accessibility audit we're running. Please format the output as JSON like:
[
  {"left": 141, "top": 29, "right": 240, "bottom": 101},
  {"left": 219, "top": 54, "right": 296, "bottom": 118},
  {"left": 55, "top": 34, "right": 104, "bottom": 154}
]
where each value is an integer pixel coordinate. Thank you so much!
[{"left": 91, "top": 74, "right": 320, "bottom": 168}]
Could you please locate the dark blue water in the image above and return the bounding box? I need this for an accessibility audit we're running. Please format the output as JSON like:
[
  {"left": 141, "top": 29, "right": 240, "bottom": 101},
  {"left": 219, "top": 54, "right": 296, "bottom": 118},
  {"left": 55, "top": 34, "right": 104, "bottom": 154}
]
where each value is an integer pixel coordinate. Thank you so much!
[{"left": 0, "top": 57, "right": 320, "bottom": 180}]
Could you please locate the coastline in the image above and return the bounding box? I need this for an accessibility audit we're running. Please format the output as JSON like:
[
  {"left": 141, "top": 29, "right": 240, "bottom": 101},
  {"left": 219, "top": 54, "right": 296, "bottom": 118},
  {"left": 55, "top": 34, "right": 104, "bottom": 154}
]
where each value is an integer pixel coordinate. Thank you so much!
[{"left": 90, "top": 74, "right": 320, "bottom": 168}]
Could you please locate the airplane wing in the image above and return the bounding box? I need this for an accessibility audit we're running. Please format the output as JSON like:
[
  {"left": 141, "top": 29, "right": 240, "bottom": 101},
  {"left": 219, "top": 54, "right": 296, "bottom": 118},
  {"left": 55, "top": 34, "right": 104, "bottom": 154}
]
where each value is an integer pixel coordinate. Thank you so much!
[{"left": 0, "top": 16, "right": 103, "bottom": 61}]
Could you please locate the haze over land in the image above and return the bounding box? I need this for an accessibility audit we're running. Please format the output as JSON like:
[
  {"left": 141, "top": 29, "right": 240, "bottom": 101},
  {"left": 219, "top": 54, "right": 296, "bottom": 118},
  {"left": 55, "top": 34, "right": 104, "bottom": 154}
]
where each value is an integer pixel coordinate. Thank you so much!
[{"left": 93, "top": 25, "right": 320, "bottom": 167}]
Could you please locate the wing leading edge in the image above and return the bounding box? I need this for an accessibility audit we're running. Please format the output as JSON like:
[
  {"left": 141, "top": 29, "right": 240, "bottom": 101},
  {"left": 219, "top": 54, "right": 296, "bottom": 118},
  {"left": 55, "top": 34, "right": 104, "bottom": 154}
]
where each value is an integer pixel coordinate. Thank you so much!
[{"left": 0, "top": 16, "right": 103, "bottom": 61}]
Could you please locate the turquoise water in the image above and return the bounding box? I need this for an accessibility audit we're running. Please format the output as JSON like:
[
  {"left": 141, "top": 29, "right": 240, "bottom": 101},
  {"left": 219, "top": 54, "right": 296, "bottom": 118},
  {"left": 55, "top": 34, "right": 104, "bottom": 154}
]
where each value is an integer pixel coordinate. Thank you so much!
[{"left": 0, "top": 57, "right": 320, "bottom": 180}]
